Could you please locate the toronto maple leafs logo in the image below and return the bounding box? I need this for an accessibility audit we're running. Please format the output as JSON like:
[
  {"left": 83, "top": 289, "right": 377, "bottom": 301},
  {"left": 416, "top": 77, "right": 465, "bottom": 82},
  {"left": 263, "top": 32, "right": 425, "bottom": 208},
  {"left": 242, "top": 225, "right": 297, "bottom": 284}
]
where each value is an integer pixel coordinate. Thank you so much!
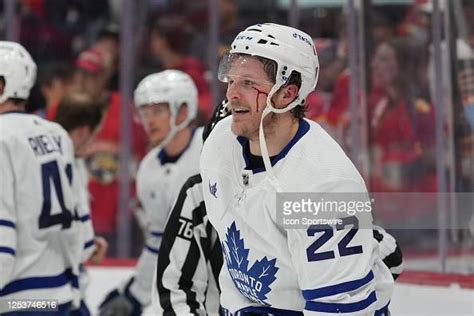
[
  {"left": 209, "top": 180, "right": 218, "bottom": 198},
  {"left": 223, "top": 222, "right": 279, "bottom": 305}
]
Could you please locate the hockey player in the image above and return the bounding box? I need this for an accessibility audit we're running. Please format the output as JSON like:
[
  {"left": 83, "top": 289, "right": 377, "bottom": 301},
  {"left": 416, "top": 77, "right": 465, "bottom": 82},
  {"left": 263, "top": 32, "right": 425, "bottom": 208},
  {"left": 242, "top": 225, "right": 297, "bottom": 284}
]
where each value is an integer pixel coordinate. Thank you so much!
[
  {"left": 158, "top": 101, "right": 403, "bottom": 313},
  {"left": 200, "top": 23, "right": 395, "bottom": 314},
  {"left": 156, "top": 100, "right": 230, "bottom": 314},
  {"left": 53, "top": 91, "right": 109, "bottom": 315},
  {"left": 99, "top": 70, "right": 203, "bottom": 315},
  {"left": 0, "top": 41, "right": 82, "bottom": 314}
]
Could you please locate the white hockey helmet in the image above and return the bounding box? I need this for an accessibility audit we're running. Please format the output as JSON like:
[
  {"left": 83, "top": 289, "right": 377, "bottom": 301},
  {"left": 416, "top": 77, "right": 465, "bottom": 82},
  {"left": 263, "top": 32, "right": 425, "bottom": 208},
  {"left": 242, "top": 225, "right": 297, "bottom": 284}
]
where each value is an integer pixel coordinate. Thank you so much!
[
  {"left": 134, "top": 70, "right": 198, "bottom": 145},
  {"left": 218, "top": 23, "right": 320, "bottom": 188},
  {"left": 0, "top": 41, "right": 37, "bottom": 104},
  {"left": 218, "top": 23, "right": 319, "bottom": 112}
]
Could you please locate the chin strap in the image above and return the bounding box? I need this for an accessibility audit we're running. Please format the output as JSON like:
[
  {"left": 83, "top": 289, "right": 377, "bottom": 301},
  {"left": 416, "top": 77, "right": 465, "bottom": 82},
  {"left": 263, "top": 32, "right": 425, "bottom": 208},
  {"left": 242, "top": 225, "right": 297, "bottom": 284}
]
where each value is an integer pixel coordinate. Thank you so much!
[
  {"left": 159, "top": 101, "right": 190, "bottom": 148},
  {"left": 258, "top": 105, "right": 282, "bottom": 192},
  {"left": 257, "top": 83, "right": 303, "bottom": 192}
]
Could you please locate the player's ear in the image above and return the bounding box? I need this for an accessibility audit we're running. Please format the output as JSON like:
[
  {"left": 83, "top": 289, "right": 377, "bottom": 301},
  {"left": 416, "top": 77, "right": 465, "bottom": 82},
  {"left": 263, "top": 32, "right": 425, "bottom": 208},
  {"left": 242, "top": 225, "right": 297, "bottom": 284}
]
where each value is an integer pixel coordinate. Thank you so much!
[
  {"left": 176, "top": 103, "right": 189, "bottom": 125},
  {"left": 0, "top": 76, "right": 5, "bottom": 95},
  {"left": 274, "top": 84, "right": 298, "bottom": 108}
]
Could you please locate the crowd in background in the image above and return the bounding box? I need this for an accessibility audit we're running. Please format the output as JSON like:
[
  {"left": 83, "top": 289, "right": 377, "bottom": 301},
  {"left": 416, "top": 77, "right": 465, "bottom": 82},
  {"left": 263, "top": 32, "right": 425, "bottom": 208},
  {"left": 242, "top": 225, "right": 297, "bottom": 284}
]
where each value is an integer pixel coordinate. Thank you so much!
[{"left": 0, "top": 0, "right": 472, "bottom": 261}]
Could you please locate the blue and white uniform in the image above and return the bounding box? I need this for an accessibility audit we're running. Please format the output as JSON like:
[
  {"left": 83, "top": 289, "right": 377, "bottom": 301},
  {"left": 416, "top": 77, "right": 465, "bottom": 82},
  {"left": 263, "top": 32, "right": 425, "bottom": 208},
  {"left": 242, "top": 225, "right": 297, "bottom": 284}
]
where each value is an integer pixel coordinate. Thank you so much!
[
  {"left": 129, "top": 128, "right": 203, "bottom": 306},
  {"left": 200, "top": 117, "right": 394, "bottom": 315},
  {"left": 0, "top": 112, "right": 82, "bottom": 312}
]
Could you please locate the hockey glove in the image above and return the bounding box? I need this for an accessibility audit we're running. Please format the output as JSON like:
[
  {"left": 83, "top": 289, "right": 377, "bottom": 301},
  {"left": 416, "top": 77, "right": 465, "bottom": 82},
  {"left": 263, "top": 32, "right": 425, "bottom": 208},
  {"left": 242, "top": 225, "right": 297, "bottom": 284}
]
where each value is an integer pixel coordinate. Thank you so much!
[{"left": 99, "top": 278, "right": 142, "bottom": 316}]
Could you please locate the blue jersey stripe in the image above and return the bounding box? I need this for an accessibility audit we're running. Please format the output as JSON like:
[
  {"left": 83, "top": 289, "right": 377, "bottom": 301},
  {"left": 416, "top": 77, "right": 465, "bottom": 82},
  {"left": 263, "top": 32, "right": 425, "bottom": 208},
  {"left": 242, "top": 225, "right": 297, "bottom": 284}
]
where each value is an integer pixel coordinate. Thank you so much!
[
  {"left": 375, "top": 301, "right": 390, "bottom": 316},
  {"left": 151, "top": 231, "right": 163, "bottom": 238},
  {"left": 79, "top": 215, "right": 90, "bottom": 222},
  {"left": 84, "top": 239, "right": 94, "bottom": 249},
  {"left": 0, "top": 268, "right": 78, "bottom": 296},
  {"left": 0, "top": 247, "right": 15, "bottom": 256},
  {"left": 302, "top": 271, "right": 374, "bottom": 300},
  {"left": 0, "top": 220, "right": 15, "bottom": 229},
  {"left": 237, "top": 119, "right": 310, "bottom": 174},
  {"left": 234, "top": 306, "right": 303, "bottom": 315},
  {"left": 305, "top": 290, "right": 377, "bottom": 314},
  {"left": 145, "top": 244, "right": 159, "bottom": 254}
]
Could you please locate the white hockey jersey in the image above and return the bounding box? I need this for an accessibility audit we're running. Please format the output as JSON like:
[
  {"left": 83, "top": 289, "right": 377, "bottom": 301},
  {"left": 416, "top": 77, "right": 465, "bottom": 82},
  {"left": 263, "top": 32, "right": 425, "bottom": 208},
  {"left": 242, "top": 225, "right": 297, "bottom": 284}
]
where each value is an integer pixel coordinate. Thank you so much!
[
  {"left": 130, "top": 128, "right": 203, "bottom": 305},
  {"left": 74, "top": 158, "right": 95, "bottom": 262},
  {"left": 73, "top": 158, "right": 96, "bottom": 302},
  {"left": 0, "top": 112, "right": 82, "bottom": 311},
  {"left": 200, "top": 117, "right": 394, "bottom": 315}
]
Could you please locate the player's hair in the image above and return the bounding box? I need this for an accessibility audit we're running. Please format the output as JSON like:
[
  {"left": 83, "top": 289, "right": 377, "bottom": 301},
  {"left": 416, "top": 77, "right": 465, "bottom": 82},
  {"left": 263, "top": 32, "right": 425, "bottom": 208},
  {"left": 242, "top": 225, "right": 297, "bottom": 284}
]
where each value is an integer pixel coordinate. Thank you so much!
[
  {"left": 255, "top": 56, "right": 305, "bottom": 119},
  {"left": 0, "top": 76, "right": 4, "bottom": 96},
  {"left": 54, "top": 91, "right": 105, "bottom": 132}
]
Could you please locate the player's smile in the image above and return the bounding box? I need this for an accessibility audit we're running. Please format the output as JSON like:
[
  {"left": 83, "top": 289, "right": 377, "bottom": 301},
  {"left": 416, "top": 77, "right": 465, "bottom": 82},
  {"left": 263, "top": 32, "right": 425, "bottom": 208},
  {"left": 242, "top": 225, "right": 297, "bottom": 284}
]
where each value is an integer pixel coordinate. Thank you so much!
[{"left": 231, "top": 105, "right": 251, "bottom": 120}]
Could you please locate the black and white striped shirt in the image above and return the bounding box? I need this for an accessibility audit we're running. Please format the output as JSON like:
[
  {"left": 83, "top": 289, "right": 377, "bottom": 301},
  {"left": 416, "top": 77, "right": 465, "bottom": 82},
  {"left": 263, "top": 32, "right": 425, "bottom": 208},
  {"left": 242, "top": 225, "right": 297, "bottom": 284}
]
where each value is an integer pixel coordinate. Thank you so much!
[{"left": 157, "top": 174, "right": 222, "bottom": 315}]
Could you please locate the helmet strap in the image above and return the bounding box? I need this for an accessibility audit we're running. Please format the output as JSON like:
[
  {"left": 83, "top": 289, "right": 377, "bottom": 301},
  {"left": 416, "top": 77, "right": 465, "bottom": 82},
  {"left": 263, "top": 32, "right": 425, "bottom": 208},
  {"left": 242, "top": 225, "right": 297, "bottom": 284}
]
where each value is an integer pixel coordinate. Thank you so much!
[
  {"left": 256, "top": 80, "right": 303, "bottom": 191},
  {"left": 160, "top": 100, "right": 190, "bottom": 148}
]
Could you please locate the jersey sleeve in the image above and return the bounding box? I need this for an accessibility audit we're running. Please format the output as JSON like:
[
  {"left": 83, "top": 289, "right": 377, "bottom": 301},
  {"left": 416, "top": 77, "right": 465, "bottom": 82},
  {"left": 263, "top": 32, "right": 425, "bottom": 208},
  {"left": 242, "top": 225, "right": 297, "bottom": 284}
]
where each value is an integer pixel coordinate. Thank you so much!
[
  {"left": 0, "top": 139, "right": 17, "bottom": 289},
  {"left": 373, "top": 226, "right": 403, "bottom": 280},
  {"left": 127, "top": 156, "right": 165, "bottom": 306},
  {"left": 285, "top": 178, "right": 381, "bottom": 315},
  {"left": 157, "top": 174, "right": 217, "bottom": 314},
  {"left": 73, "top": 159, "right": 96, "bottom": 262}
]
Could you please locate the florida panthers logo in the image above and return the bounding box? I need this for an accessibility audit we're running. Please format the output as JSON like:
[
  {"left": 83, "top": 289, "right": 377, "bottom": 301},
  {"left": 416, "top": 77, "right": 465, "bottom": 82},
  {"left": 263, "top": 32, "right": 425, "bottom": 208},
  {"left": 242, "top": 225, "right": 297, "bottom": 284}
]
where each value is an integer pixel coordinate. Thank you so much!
[{"left": 223, "top": 222, "right": 279, "bottom": 305}]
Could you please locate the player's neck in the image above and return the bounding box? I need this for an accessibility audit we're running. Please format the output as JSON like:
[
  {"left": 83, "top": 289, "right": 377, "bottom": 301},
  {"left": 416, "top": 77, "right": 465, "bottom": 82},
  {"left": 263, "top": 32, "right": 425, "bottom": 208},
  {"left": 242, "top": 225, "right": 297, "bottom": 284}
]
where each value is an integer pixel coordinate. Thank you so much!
[
  {"left": 0, "top": 102, "right": 25, "bottom": 114},
  {"left": 249, "top": 116, "right": 299, "bottom": 157},
  {"left": 164, "top": 127, "right": 192, "bottom": 157}
]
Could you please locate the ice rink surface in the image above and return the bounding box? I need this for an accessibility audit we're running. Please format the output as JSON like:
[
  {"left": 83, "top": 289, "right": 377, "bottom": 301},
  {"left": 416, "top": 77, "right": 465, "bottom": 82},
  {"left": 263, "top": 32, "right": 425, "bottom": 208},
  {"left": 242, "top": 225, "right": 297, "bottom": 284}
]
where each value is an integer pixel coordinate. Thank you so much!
[{"left": 86, "top": 266, "right": 474, "bottom": 316}]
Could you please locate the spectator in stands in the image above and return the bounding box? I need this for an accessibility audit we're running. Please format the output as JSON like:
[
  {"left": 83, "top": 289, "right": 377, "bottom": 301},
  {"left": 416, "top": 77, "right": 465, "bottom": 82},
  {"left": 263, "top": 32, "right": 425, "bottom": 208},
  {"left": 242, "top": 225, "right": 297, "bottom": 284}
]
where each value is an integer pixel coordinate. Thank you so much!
[
  {"left": 93, "top": 24, "right": 121, "bottom": 92},
  {"left": 52, "top": 47, "right": 148, "bottom": 256},
  {"left": 18, "top": 0, "right": 73, "bottom": 62},
  {"left": 36, "top": 62, "right": 74, "bottom": 118},
  {"left": 142, "top": 14, "right": 212, "bottom": 121},
  {"left": 369, "top": 38, "right": 436, "bottom": 194},
  {"left": 190, "top": 0, "right": 243, "bottom": 62},
  {"left": 326, "top": 11, "right": 402, "bottom": 154}
]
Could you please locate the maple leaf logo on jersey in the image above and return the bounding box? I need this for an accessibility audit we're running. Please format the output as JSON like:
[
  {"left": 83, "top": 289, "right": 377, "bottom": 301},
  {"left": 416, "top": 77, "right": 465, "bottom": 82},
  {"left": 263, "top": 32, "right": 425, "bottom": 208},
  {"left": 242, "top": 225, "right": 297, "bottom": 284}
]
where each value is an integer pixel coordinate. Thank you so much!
[{"left": 223, "top": 222, "right": 279, "bottom": 306}]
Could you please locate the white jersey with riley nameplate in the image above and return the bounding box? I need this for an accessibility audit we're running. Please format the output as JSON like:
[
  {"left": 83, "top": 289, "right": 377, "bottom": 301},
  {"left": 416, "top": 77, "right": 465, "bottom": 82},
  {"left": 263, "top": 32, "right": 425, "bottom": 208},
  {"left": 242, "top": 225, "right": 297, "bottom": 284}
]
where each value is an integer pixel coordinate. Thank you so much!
[
  {"left": 130, "top": 127, "right": 203, "bottom": 305},
  {"left": 0, "top": 112, "right": 82, "bottom": 311},
  {"left": 200, "top": 117, "right": 394, "bottom": 315}
]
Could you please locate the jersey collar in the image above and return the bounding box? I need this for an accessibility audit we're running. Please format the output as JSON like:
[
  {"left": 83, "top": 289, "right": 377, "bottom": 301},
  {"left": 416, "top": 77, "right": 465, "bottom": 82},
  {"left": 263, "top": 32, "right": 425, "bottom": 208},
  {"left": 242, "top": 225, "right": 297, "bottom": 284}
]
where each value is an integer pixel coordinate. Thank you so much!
[
  {"left": 237, "top": 119, "right": 310, "bottom": 174},
  {"left": 157, "top": 128, "right": 197, "bottom": 165}
]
